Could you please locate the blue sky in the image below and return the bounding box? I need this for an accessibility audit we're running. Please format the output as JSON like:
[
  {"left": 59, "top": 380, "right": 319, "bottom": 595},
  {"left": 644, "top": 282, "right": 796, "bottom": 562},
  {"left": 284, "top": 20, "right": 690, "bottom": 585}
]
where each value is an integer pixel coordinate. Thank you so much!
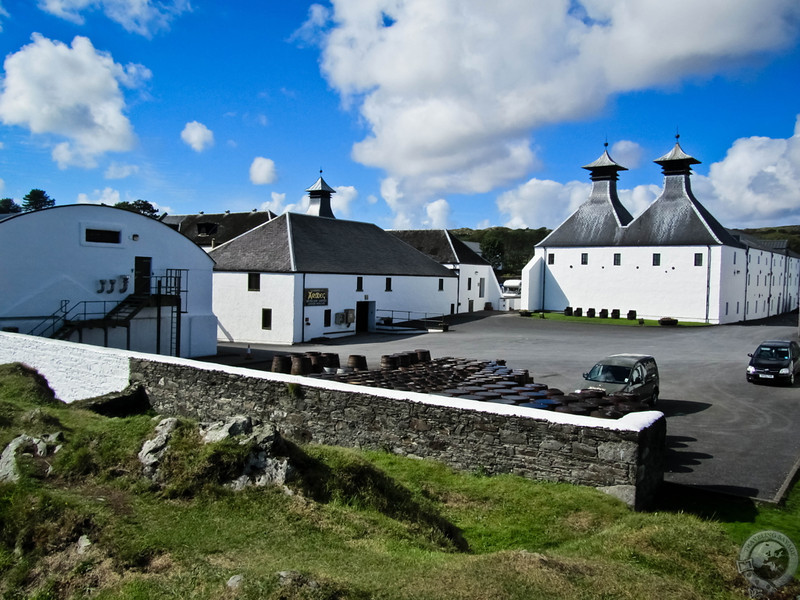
[{"left": 1, "top": 1, "right": 799, "bottom": 231}]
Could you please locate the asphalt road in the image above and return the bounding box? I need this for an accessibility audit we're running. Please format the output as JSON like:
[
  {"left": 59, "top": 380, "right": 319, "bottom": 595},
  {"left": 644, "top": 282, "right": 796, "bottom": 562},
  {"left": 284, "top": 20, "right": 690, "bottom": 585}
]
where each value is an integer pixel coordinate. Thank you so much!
[{"left": 211, "top": 310, "right": 800, "bottom": 503}]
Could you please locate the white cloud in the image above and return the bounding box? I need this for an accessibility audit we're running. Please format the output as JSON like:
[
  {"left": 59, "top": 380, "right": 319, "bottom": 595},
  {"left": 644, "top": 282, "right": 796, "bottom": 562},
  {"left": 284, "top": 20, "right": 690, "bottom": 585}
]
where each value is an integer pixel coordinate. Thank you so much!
[
  {"left": 180, "top": 121, "right": 214, "bottom": 152},
  {"left": 249, "top": 157, "right": 277, "bottom": 185},
  {"left": 497, "top": 115, "right": 800, "bottom": 230},
  {"left": 104, "top": 161, "right": 139, "bottom": 179},
  {"left": 702, "top": 114, "right": 800, "bottom": 227},
  {"left": 0, "top": 3, "right": 8, "bottom": 32},
  {"left": 610, "top": 140, "right": 644, "bottom": 169},
  {"left": 497, "top": 179, "right": 590, "bottom": 229},
  {"left": 259, "top": 191, "right": 288, "bottom": 214},
  {"left": 0, "top": 178, "right": 5, "bottom": 194},
  {"left": 424, "top": 198, "right": 450, "bottom": 229},
  {"left": 332, "top": 185, "right": 357, "bottom": 216},
  {"left": 0, "top": 34, "right": 149, "bottom": 168},
  {"left": 38, "top": 0, "right": 191, "bottom": 37},
  {"left": 77, "top": 186, "right": 121, "bottom": 205},
  {"left": 308, "top": 0, "right": 800, "bottom": 221}
]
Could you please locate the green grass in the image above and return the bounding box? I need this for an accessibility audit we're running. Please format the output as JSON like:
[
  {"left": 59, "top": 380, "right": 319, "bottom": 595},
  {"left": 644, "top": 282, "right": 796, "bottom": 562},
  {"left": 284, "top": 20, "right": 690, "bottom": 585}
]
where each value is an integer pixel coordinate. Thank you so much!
[
  {"left": 520, "top": 311, "right": 711, "bottom": 327},
  {"left": 1, "top": 361, "right": 798, "bottom": 599}
]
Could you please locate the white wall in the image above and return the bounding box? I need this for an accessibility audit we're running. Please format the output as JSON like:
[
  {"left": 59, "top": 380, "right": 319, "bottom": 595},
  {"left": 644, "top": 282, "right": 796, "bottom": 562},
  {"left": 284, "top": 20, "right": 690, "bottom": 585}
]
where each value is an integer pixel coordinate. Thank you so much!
[
  {"left": 455, "top": 264, "right": 503, "bottom": 313},
  {"left": 213, "top": 271, "right": 457, "bottom": 345},
  {"left": 213, "top": 271, "right": 299, "bottom": 345},
  {"left": 0, "top": 205, "right": 216, "bottom": 357}
]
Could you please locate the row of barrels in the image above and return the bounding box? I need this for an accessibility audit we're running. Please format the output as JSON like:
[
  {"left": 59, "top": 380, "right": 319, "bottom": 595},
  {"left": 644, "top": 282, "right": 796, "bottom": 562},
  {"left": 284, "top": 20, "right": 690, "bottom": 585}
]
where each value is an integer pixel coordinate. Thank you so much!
[{"left": 270, "top": 349, "right": 649, "bottom": 419}]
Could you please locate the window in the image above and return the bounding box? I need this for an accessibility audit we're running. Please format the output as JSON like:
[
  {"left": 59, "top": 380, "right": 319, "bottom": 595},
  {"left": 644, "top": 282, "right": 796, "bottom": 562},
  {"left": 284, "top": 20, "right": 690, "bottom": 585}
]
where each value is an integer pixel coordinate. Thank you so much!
[
  {"left": 548, "top": 253, "right": 555, "bottom": 265},
  {"left": 261, "top": 309, "right": 272, "bottom": 330},
  {"left": 613, "top": 253, "right": 621, "bottom": 266},
  {"left": 478, "top": 278, "right": 485, "bottom": 298},
  {"left": 247, "top": 272, "right": 260, "bottom": 291},
  {"left": 438, "top": 278, "right": 444, "bottom": 291},
  {"left": 725, "top": 302, "right": 729, "bottom": 315},
  {"left": 196, "top": 222, "right": 218, "bottom": 236},
  {"left": 356, "top": 276, "right": 363, "bottom": 292},
  {"left": 734, "top": 252, "right": 737, "bottom": 265},
  {"left": 652, "top": 253, "right": 661, "bottom": 266},
  {"left": 85, "top": 228, "right": 121, "bottom": 244},
  {"left": 580, "top": 253, "right": 588, "bottom": 265},
  {"left": 467, "top": 278, "right": 472, "bottom": 291},
  {"left": 736, "top": 301, "right": 740, "bottom": 314},
  {"left": 324, "top": 309, "right": 331, "bottom": 327},
  {"left": 694, "top": 253, "right": 703, "bottom": 267},
  {"left": 385, "top": 277, "right": 392, "bottom": 292}
]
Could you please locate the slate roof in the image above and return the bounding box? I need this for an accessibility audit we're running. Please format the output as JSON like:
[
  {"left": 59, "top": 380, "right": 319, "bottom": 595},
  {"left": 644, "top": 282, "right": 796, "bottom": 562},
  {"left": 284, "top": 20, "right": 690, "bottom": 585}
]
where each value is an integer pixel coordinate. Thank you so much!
[
  {"left": 538, "top": 148, "right": 633, "bottom": 247},
  {"left": 622, "top": 142, "right": 745, "bottom": 248},
  {"left": 162, "top": 210, "right": 277, "bottom": 247},
  {"left": 209, "top": 213, "right": 455, "bottom": 277},
  {"left": 388, "top": 230, "right": 490, "bottom": 266}
]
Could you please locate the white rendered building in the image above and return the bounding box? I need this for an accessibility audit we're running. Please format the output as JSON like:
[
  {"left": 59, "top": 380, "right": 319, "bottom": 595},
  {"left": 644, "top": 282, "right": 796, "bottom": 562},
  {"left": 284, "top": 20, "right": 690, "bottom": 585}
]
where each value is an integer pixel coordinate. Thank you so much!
[
  {"left": 388, "top": 229, "right": 505, "bottom": 312},
  {"left": 210, "top": 177, "right": 457, "bottom": 345},
  {"left": 522, "top": 141, "right": 800, "bottom": 324},
  {"left": 0, "top": 204, "right": 217, "bottom": 357}
]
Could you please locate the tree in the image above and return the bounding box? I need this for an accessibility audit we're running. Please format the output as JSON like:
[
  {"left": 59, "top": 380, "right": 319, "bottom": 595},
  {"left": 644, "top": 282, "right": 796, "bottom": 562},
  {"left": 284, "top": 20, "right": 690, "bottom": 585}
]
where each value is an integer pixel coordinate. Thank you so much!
[
  {"left": 480, "top": 236, "right": 505, "bottom": 271},
  {"left": 114, "top": 199, "right": 159, "bottom": 218},
  {"left": 0, "top": 198, "right": 22, "bottom": 214},
  {"left": 21, "top": 189, "right": 55, "bottom": 212}
]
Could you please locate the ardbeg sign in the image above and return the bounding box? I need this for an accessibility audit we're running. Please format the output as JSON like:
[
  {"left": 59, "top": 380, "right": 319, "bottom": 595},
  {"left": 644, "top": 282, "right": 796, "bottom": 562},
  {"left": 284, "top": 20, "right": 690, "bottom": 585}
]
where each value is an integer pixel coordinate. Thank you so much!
[{"left": 304, "top": 288, "right": 328, "bottom": 306}]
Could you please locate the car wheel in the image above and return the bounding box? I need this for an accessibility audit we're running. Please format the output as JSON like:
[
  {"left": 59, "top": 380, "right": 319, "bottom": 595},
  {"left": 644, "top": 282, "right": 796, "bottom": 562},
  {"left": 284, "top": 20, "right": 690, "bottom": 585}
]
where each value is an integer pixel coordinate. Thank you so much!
[
  {"left": 649, "top": 389, "right": 658, "bottom": 407},
  {"left": 789, "top": 373, "right": 795, "bottom": 387}
]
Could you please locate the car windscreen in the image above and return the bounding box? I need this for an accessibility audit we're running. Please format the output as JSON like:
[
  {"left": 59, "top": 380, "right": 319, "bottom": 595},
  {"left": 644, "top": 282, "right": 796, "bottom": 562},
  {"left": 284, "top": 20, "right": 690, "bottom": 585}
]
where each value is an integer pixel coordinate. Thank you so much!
[
  {"left": 756, "top": 346, "right": 790, "bottom": 361},
  {"left": 587, "top": 364, "right": 632, "bottom": 384}
]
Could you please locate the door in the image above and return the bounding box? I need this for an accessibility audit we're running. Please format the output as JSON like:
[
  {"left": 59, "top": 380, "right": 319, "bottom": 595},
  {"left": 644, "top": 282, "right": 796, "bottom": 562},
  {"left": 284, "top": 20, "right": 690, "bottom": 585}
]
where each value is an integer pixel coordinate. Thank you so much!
[
  {"left": 134, "top": 257, "right": 152, "bottom": 295},
  {"left": 355, "top": 301, "right": 374, "bottom": 332}
]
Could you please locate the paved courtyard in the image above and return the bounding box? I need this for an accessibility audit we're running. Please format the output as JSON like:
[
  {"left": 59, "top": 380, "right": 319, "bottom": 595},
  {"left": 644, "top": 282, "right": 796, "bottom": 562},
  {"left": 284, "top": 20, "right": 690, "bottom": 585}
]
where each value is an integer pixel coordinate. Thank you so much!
[{"left": 211, "top": 311, "right": 800, "bottom": 503}]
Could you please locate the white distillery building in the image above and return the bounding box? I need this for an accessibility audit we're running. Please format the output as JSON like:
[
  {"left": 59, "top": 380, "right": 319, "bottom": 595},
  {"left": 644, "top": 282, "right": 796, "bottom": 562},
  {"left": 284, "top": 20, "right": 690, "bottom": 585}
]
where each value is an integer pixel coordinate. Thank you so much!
[
  {"left": 388, "top": 229, "right": 505, "bottom": 312},
  {"left": 210, "top": 177, "right": 457, "bottom": 345},
  {"left": 522, "top": 141, "right": 800, "bottom": 324},
  {"left": 0, "top": 204, "right": 217, "bottom": 357}
]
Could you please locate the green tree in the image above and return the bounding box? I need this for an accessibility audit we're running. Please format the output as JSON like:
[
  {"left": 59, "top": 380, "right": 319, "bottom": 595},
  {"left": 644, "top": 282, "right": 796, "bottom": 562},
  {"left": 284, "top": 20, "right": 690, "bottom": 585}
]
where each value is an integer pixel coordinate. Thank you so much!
[
  {"left": 21, "top": 189, "right": 55, "bottom": 212},
  {"left": 480, "top": 236, "right": 505, "bottom": 271},
  {"left": 0, "top": 198, "right": 22, "bottom": 214},
  {"left": 114, "top": 199, "right": 159, "bottom": 218}
]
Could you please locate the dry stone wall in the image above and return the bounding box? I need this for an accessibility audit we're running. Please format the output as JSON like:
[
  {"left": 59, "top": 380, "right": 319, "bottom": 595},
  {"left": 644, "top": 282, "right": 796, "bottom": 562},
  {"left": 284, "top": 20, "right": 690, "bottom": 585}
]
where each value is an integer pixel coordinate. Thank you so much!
[
  {"left": 130, "top": 357, "right": 665, "bottom": 509},
  {"left": 0, "top": 332, "right": 665, "bottom": 509}
]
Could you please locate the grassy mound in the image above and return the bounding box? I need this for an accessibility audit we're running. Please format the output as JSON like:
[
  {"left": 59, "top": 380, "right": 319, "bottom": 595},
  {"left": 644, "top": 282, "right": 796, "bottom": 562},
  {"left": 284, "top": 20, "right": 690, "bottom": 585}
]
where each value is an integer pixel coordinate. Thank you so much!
[{"left": 0, "top": 362, "right": 798, "bottom": 599}]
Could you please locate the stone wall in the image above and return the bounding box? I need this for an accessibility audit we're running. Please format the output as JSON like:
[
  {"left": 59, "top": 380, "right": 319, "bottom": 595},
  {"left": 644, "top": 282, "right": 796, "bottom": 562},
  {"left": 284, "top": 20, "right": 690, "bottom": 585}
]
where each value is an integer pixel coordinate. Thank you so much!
[
  {"left": 130, "top": 357, "right": 665, "bottom": 510},
  {"left": 0, "top": 332, "right": 665, "bottom": 509}
]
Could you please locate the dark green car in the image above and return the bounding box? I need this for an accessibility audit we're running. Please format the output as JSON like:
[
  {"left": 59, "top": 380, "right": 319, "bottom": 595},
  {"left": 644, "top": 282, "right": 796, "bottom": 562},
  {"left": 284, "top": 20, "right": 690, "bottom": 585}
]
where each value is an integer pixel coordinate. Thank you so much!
[{"left": 582, "top": 354, "right": 660, "bottom": 406}]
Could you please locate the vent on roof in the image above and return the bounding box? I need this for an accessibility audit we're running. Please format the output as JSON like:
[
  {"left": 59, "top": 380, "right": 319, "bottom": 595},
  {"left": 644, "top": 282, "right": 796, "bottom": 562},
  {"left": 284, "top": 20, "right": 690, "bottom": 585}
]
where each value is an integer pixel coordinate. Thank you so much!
[{"left": 197, "top": 222, "right": 219, "bottom": 236}]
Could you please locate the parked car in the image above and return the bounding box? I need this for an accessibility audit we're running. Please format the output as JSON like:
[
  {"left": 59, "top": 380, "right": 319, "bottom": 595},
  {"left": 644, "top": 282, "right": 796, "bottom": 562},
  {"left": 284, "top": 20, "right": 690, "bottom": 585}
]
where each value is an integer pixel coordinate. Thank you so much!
[
  {"left": 746, "top": 340, "right": 800, "bottom": 386},
  {"left": 581, "top": 354, "right": 660, "bottom": 406}
]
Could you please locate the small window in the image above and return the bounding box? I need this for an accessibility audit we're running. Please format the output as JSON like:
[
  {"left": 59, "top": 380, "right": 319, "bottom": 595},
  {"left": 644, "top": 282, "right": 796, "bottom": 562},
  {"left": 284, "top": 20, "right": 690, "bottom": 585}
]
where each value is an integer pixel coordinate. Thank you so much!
[
  {"left": 725, "top": 302, "right": 729, "bottom": 315},
  {"left": 548, "top": 253, "right": 555, "bottom": 265},
  {"left": 613, "top": 253, "right": 621, "bottom": 266},
  {"left": 694, "top": 253, "right": 703, "bottom": 267},
  {"left": 580, "top": 253, "right": 588, "bottom": 265},
  {"left": 324, "top": 309, "right": 331, "bottom": 327},
  {"left": 261, "top": 308, "right": 272, "bottom": 330},
  {"left": 196, "top": 222, "right": 218, "bottom": 236},
  {"left": 385, "top": 277, "right": 392, "bottom": 292},
  {"left": 438, "top": 278, "right": 444, "bottom": 291},
  {"left": 733, "top": 252, "right": 737, "bottom": 265},
  {"left": 248, "top": 272, "right": 260, "bottom": 291},
  {"left": 467, "top": 278, "right": 472, "bottom": 291},
  {"left": 85, "top": 228, "right": 121, "bottom": 244},
  {"left": 652, "top": 253, "right": 661, "bottom": 266},
  {"left": 356, "top": 276, "right": 363, "bottom": 292}
]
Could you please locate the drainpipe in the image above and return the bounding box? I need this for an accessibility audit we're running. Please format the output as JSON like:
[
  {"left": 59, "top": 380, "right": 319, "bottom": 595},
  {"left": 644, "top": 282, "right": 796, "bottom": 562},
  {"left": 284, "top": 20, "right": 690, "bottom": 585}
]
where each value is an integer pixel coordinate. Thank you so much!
[
  {"left": 743, "top": 248, "right": 750, "bottom": 322},
  {"left": 705, "top": 245, "right": 711, "bottom": 324},
  {"left": 301, "top": 273, "right": 306, "bottom": 343}
]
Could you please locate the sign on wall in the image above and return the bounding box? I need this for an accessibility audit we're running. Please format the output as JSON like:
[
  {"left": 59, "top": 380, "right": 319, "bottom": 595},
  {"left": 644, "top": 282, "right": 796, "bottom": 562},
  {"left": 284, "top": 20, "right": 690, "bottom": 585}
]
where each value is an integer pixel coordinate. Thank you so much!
[{"left": 304, "top": 288, "right": 328, "bottom": 306}]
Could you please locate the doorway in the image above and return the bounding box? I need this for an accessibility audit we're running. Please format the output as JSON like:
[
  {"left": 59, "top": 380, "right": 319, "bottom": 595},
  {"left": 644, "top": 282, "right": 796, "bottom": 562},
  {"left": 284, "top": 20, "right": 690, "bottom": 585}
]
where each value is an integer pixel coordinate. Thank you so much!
[
  {"left": 356, "top": 301, "right": 375, "bottom": 332},
  {"left": 134, "top": 256, "right": 152, "bottom": 295}
]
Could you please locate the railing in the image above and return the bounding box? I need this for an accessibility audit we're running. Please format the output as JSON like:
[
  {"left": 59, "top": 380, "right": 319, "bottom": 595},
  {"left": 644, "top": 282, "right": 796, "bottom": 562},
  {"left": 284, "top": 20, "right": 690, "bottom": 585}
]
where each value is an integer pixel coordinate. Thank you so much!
[
  {"left": 376, "top": 309, "right": 447, "bottom": 329},
  {"left": 27, "top": 300, "right": 121, "bottom": 338}
]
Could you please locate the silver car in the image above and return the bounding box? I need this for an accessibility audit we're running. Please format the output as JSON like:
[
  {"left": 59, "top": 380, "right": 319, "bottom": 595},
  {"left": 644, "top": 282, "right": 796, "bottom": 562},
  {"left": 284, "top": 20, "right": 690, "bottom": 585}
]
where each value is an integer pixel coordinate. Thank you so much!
[{"left": 581, "top": 354, "right": 660, "bottom": 406}]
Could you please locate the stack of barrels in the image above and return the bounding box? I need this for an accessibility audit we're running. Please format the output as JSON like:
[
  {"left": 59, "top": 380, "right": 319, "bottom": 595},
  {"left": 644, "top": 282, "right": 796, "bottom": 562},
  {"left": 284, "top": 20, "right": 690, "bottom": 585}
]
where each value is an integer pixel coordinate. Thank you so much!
[{"left": 269, "top": 349, "right": 651, "bottom": 419}]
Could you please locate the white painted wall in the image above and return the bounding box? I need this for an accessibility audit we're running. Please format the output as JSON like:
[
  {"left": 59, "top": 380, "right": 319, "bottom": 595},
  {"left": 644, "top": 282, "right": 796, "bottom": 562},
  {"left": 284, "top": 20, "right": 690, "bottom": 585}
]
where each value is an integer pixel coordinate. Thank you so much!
[
  {"left": 0, "top": 205, "right": 216, "bottom": 357},
  {"left": 522, "top": 243, "right": 800, "bottom": 324},
  {"left": 213, "top": 271, "right": 457, "bottom": 344},
  {"left": 455, "top": 263, "right": 503, "bottom": 313}
]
